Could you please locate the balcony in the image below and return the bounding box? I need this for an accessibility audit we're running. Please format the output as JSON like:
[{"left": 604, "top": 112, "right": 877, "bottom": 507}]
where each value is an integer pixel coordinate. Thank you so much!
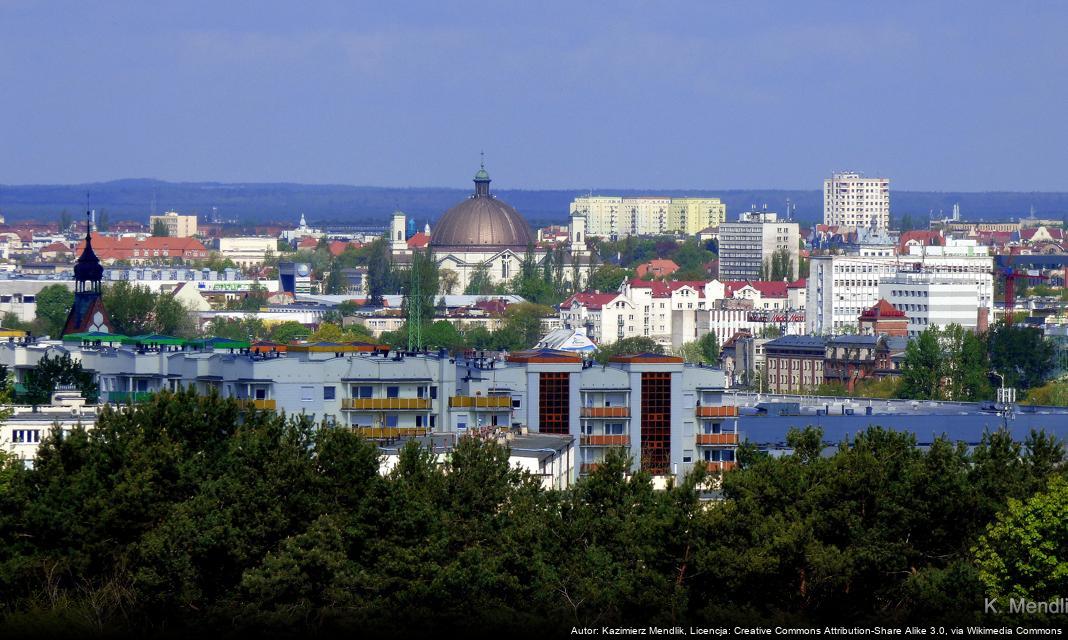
[
  {"left": 580, "top": 463, "right": 601, "bottom": 474},
  {"left": 449, "top": 396, "right": 511, "bottom": 409},
  {"left": 696, "top": 405, "right": 738, "bottom": 418},
  {"left": 696, "top": 433, "right": 738, "bottom": 446},
  {"left": 342, "top": 398, "right": 432, "bottom": 411},
  {"left": 580, "top": 406, "right": 630, "bottom": 418},
  {"left": 108, "top": 391, "right": 153, "bottom": 404},
  {"left": 580, "top": 435, "right": 630, "bottom": 447},
  {"left": 351, "top": 426, "right": 431, "bottom": 439},
  {"left": 705, "top": 461, "right": 737, "bottom": 473},
  {"left": 238, "top": 398, "right": 277, "bottom": 410}
]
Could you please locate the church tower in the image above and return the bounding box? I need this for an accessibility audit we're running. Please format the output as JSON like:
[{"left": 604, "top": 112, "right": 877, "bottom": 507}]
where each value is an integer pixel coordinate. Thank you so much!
[{"left": 61, "top": 212, "right": 113, "bottom": 336}]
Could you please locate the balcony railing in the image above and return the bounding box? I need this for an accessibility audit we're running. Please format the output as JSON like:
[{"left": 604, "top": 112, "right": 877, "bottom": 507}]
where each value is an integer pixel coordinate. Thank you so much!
[
  {"left": 342, "top": 398, "right": 432, "bottom": 411},
  {"left": 449, "top": 396, "right": 512, "bottom": 409},
  {"left": 238, "top": 398, "right": 277, "bottom": 410},
  {"left": 107, "top": 391, "right": 153, "bottom": 403},
  {"left": 580, "top": 435, "right": 630, "bottom": 447},
  {"left": 696, "top": 405, "right": 738, "bottom": 418},
  {"left": 351, "top": 426, "right": 431, "bottom": 439},
  {"left": 696, "top": 433, "right": 738, "bottom": 446},
  {"left": 580, "top": 406, "right": 630, "bottom": 418},
  {"left": 705, "top": 461, "right": 737, "bottom": 473}
]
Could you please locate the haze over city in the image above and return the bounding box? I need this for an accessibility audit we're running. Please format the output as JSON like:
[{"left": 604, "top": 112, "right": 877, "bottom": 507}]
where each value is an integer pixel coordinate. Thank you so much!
[{"left": 2, "top": 0, "right": 1067, "bottom": 191}]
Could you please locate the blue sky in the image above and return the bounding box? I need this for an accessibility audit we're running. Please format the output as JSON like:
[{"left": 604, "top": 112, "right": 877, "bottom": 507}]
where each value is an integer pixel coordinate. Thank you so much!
[{"left": 1, "top": 1, "right": 1066, "bottom": 191}]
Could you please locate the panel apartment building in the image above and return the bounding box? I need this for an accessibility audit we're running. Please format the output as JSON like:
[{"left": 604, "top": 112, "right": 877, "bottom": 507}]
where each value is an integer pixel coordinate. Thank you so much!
[
  {"left": 717, "top": 210, "right": 800, "bottom": 281},
  {"left": 823, "top": 172, "right": 890, "bottom": 232},
  {"left": 570, "top": 196, "right": 726, "bottom": 238}
]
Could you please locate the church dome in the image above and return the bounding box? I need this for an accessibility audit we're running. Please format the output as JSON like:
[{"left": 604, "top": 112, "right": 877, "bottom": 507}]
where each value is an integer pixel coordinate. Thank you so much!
[{"left": 430, "top": 164, "right": 535, "bottom": 251}]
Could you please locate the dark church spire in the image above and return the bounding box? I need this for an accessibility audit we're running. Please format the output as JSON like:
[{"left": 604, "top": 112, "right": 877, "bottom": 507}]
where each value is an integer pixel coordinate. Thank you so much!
[{"left": 73, "top": 209, "right": 103, "bottom": 293}]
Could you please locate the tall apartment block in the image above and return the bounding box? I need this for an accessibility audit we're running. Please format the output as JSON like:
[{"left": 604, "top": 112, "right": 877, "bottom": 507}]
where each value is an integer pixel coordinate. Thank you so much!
[
  {"left": 823, "top": 172, "right": 890, "bottom": 231},
  {"left": 570, "top": 196, "right": 726, "bottom": 238},
  {"left": 717, "top": 210, "right": 800, "bottom": 281}
]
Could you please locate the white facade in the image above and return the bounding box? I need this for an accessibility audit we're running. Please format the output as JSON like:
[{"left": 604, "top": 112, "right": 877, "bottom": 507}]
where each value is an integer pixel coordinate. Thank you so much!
[
  {"left": 879, "top": 275, "right": 983, "bottom": 336},
  {"left": 823, "top": 172, "right": 890, "bottom": 231},
  {"left": 216, "top": 237, "right": 279, "bottom": 267},
  {"left": 806, "top": 254, "right": 994, "bottom": 335}
]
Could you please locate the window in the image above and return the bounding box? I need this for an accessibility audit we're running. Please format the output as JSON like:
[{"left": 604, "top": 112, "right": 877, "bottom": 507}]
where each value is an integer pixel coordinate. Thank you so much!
[
  {"left": 386, "top": 386, "right": 399, "bottom": 398},
  {"left": 324, "top": 386, "right": 336, "bottom": 400},
  {"left": 430, "top": 386, "right": 438, "bottom": 400},
  {"left": 386, "top": 415, "right": 399, "bottom": 427},
  {"left": 358, "top": 386, "right": 372, "bottom": 398},
  {"left": 606, "top": 423, "right": 625, "bottom": 435},
  {"left": 12, "top": 429, "right": 40, "bottom": 444},
  {"left": 301, "top": 386, "right": 313, "bottom": 401},
  {"left": 539, "top": 372, "right": 570, "bottom": 434}
]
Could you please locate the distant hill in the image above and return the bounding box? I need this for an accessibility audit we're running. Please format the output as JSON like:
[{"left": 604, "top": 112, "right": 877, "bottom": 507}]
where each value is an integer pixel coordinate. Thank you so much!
[{"left": 2, "top": 179, "right": 1067, "bottom": 228}]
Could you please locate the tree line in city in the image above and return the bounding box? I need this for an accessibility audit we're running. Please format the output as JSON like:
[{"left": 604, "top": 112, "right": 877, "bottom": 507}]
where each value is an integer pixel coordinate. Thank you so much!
[
  {"left": 0, "top": 390, "right": 1063, "bottom": 635},
  {"left": 806, "top": 322, "right": 1060, "bottom": 404}
]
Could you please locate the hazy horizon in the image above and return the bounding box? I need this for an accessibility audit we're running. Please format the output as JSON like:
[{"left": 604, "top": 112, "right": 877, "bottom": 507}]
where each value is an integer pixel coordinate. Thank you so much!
[{"left": 2, "top": 1, "right": 1067, "bottom": 191}]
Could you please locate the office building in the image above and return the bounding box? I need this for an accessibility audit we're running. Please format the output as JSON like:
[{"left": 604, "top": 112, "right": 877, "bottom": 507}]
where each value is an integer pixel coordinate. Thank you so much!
[
  {"left": 717, "top": 210, "right": 799, "bottom": 281},
  {"left": 805, "top": 254, "right": 993, "bottom": 335}
]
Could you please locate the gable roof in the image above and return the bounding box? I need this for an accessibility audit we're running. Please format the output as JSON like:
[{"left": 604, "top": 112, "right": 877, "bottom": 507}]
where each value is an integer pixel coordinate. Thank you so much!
[
  {"left": 561, "top": 292, "right": 622, "bottom": 310},
  {"left": 861, "top": 299, "right": 906, "bottom": 319}
]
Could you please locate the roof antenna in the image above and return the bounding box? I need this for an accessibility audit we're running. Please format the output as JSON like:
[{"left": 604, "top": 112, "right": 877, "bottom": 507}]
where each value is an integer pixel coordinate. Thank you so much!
[{"left": 480, "top": 149, "right": 485, "bottom": 170}]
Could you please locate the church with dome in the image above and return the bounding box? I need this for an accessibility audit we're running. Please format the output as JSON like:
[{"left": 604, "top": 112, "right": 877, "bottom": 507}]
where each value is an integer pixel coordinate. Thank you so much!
[{"left": 390, "top": 162, "right": 592, "bottom": 292}]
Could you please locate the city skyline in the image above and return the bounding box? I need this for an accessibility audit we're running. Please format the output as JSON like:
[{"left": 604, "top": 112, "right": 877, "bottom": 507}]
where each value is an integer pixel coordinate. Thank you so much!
[{"left": 1, "top": 1, "right": 1067, "bottom": 191}]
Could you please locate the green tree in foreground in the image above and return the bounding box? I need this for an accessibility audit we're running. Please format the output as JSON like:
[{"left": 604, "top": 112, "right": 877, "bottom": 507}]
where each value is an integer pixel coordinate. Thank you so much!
[{"left": 974, "top": 476, "right": 1068, "bottom": 603}]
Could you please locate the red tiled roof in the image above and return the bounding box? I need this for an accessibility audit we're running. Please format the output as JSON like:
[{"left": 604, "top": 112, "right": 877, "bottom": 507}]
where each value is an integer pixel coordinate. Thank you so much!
[
  {"left": 328, "top": 240, "right": 363, "bottom": 256},
  {"left": 74, "top": 234, "right": 208, "bottom": 261},
  {"left": 562, "top": 292, "right": 621, "bottom": 310},
  {"left": 406, "top": 232, "right": 429, "bottom": 249},
  {"left": 298, "top": 236, "right": 319, "bottom": 249},
  {"left": 861, "top": 299, "right": 906, "bottom": 319},
  {"left": 723, "top": 280, "right": 789, "bottom": 298},
  {"left": 627, "top": 279, "right": 710, "bottom": 298},
  {"left": 41, "top": 242, "right": 71, "bottom": 253}
]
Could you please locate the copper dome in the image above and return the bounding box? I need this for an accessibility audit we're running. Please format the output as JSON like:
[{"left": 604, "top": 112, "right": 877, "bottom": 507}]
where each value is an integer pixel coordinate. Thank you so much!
[{"left": 430, "top": 166, "right": 535, "bottom": 251}]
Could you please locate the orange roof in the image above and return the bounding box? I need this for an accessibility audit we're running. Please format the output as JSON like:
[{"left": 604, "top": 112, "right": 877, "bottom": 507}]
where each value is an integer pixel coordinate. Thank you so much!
[
  {"left": 74, "top": 234, "right": 208, "bottom": 261},
  {"left": 41, "top": 242, "right": 72, "bottom": 253},
  {"left": 328, "top": 240, "right": 363, "bottom": 256},
  {"left": 298, "top": 236, "right": 319, "bottom": 249},
  {"left": 635, "top": 259, "right": 679, "bottom": 278},
  {"left": 406, "top": 232, "right": 429, "bottom": 249}
]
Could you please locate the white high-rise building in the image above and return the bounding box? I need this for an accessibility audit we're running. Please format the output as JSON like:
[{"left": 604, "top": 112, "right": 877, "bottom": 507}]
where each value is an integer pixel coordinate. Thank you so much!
[{"left": 823, "top": 172, "right": 890, "bottom": 231}]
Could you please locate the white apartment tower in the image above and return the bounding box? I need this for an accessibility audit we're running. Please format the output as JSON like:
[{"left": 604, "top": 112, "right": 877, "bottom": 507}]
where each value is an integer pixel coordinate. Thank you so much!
[{"left": 823, "top": 172, "right": 890, "bottom": 231}]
